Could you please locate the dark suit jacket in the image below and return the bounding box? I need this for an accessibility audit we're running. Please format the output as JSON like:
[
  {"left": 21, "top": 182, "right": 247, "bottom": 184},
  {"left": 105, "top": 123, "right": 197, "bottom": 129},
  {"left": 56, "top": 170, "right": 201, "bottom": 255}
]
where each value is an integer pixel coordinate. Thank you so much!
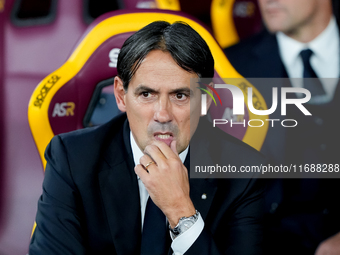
[
  {"left": 225, "top": 30, "right": 288, "bottom": 79},
  {"left": 225, "top": 30, "right": 340, "bottom": 253},
  {"left": 29, "top": 113, "right": 266, "bottom": 255}
]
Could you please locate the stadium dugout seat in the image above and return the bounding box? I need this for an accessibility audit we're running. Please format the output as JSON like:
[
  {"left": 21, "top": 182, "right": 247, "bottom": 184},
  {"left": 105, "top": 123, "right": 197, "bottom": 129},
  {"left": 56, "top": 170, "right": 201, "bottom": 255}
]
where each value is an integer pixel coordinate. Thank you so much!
[
  {"left": 28, "top": 9, "right": 268, "bottom": 170},
  {"left": 211, "top": 0, "right": 263, "bottom": 48}
]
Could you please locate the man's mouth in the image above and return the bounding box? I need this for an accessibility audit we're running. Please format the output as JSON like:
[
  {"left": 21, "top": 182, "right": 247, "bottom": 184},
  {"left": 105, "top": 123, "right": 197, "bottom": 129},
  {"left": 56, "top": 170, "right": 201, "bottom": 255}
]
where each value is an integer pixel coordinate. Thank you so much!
[{"left": 154, "top": 133, "right": 174, "bottom": 146}]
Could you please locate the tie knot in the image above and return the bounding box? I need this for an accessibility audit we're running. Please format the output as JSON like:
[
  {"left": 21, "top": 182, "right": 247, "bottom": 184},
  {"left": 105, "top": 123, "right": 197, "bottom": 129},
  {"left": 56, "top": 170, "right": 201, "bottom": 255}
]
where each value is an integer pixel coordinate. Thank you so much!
[{"left": 300, "top": 49, "right": 314, "bottom": 63}]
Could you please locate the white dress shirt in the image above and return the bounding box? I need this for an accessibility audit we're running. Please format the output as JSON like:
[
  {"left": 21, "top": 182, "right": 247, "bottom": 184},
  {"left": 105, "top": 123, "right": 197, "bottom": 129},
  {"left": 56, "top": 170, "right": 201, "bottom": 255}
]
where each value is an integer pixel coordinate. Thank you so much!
[
  {"left": 276, "top": 16, "right": 339, "bottom": 103},
  {"left": 130, "top": 132, "right": 204, "bottom": 255}
]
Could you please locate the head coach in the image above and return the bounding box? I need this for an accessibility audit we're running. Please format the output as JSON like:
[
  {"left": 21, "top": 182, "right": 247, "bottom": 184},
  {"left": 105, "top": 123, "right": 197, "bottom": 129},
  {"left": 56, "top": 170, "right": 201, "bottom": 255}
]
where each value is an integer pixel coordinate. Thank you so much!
[{"left": 29, "top": 21, "right": 266, "bottom": 255}]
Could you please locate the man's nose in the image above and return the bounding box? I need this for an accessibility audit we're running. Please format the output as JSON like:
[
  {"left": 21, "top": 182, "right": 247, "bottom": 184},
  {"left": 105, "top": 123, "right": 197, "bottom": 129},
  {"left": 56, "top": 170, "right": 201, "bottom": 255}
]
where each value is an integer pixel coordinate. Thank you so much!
[{"left": 154, "top": 98, "right": 173, "bottom": 123}]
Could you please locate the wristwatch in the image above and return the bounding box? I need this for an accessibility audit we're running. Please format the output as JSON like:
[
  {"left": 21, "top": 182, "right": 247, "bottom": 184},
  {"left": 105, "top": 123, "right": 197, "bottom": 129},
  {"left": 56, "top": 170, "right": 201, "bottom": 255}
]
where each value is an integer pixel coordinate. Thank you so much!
[{"left": 169, "top": 210, "right": 200, "bottom": 239}]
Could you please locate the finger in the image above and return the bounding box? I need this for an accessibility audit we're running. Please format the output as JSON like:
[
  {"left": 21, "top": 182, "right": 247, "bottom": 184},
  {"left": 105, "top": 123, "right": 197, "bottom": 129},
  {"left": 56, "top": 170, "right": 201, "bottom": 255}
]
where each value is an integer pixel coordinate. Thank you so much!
[
  {"left": 170, "top": 140, "right": 178, "bottom": 156},
  {"left": 135, "top": 164, "right": 150, "bottom": 180},
  {"left": 146, "top": 140, "right": 178, "bottom": 160},
  {"left": 157, "top": 140, "right": 180, "bottom": 160},
  {"left": 144, "top": 143, "right": 168, "bottom": 163},
  {"left": 139, "top": 154, "right": 157, "bottom": 168}
]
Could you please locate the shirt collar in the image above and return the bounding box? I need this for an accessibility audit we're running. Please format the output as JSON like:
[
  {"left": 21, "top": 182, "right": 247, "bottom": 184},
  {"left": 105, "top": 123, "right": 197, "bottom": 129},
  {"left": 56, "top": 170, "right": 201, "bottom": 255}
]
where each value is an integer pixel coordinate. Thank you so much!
[
  {"left": 276, "top": 16, "right": 338, "bottom": 68},
  {"left": 130, "top": 131, "right": 189, "bottom": 178},
  {"left": 309, "top": 16, "right": 339, "bottom": 64}
]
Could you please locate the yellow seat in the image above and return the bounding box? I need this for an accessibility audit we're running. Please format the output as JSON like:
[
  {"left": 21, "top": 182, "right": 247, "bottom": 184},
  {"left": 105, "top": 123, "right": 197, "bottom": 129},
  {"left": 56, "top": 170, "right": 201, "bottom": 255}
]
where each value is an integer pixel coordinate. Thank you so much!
[
  {"left": 211, "top": 0, "right": 263, "bottom": 48},
  {"left": 28, "top": 9, "right": 268, "bottom": 170}
]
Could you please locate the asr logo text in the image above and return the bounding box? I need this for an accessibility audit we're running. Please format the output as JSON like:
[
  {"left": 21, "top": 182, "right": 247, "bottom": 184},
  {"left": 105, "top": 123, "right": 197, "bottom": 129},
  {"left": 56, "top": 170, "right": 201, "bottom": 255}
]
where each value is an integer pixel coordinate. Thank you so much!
[{"left": 52, "top": 102, "right": 75, "bottom": 117}]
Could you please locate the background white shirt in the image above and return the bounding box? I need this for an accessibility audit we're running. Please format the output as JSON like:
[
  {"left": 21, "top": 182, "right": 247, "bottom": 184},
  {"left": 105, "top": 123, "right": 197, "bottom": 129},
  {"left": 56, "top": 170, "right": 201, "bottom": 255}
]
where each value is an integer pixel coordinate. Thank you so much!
[{"left": 277, "top": 16, "right": 339, "bottom": 103}]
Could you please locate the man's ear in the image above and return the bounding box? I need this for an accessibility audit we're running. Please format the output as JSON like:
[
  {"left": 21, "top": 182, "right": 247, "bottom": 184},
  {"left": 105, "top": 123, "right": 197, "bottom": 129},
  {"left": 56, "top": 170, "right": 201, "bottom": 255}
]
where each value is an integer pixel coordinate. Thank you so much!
[{"left": 113, "top": 76, "right": 126, "bottom": 112}]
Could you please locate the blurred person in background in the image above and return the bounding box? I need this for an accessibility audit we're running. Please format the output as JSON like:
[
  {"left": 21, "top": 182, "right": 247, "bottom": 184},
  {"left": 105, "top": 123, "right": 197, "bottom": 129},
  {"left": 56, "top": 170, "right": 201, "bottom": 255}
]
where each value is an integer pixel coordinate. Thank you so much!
[{"left": 225, "top": 0, "right": 340, "bottom": 254}]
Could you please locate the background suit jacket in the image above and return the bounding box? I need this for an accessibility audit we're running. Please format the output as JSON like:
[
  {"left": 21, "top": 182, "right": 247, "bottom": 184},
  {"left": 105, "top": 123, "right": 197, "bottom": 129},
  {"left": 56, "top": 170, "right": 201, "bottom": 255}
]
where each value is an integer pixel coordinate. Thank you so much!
[
  {"left": 29, "top": 113, "right": 266, "bottom": 255},
  {"left": 225, "top": 30, "right": 340, "bottom": 254}
]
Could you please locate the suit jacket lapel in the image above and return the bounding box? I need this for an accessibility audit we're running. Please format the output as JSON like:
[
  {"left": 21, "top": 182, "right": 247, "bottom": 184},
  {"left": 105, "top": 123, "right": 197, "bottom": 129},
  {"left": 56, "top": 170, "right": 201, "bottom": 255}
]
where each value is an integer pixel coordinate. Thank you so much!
[
  {"left": 98, "top": 120, "right": 141, "bottom": 255},
  {"left": 253, "top": 30, "right": 289, "bottom": 78},
  {"left": 185, "top": 148, "right": 218, "bottom": 221}
]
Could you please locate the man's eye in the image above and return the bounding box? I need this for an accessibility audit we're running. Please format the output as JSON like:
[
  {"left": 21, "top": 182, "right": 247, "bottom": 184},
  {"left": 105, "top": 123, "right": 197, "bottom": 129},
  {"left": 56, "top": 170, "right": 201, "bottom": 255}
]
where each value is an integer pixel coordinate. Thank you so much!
[
  {"left": 176, "top": 93, "right": 187, "bottom": 100},
  {"left": 141, "top": 92, "right": 150, "bottom": 98}
]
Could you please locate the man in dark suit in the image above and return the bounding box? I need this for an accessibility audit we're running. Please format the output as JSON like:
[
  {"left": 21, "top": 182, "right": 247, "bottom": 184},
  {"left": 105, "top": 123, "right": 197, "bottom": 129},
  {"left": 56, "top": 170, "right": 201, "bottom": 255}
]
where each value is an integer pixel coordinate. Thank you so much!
[
  {"left": 225, "top": 0, "right": 340, "bottom": 254},
  {"left": 29, "top": 21, "right": 266, "bottom": 254}
]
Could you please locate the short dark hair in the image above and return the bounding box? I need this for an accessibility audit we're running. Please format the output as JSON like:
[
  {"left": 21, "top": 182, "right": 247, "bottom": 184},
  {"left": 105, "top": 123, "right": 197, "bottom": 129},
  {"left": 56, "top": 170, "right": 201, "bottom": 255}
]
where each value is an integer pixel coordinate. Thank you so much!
[{"left": 117, "top": 21, "right": 214, "bottom": 90}]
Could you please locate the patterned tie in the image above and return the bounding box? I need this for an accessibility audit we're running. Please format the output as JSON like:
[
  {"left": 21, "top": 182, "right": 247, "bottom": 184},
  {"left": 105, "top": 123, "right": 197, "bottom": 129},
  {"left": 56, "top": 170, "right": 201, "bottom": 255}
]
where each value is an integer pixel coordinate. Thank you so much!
[
  {"left": 140, "top": 198, "right": 170, "bottom": 255},
  {"left": 300, "top": 49, "right": 326, "bottom": 96}
]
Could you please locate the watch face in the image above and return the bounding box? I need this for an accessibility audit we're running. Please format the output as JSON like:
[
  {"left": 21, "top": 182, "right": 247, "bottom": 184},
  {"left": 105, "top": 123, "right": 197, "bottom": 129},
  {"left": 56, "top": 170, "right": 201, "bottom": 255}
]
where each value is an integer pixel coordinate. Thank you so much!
[
  {"left": 178, "top": 219, "right": 195, "bottom": 233},
  {"left": 171, "top": 211, "right": 199, "bottom": 237}
]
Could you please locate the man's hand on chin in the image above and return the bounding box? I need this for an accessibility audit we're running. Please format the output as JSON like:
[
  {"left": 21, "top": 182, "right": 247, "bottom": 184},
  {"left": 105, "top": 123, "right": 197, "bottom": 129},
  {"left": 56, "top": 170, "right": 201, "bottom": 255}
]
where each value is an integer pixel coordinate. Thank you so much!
[
  {"left": 134, "top": 140, "right": 196, "bottom": 227},
  {"left": 315, "top": 232, "right": 340, "bottom": 255}
]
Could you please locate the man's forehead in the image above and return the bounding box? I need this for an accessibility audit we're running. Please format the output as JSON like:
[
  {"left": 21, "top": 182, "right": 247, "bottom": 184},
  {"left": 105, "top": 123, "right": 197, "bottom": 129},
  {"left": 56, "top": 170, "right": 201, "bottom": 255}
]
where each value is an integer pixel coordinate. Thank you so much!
[
  {"left": 133, "top": 83, "right": 193, "bottom": 93},
  {"left": 127, "top": 50, "right": 199, "bottom": 90}
]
